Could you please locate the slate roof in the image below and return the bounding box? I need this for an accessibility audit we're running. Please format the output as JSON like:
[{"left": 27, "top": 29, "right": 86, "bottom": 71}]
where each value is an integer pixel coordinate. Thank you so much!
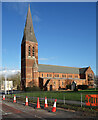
[
  {"left": 22, "top": 5, "right": 37, "bottom": 43},
  {"left": 38, "top": 64, "right": 89, "bottom": 74},
  {"left": 38, "top": 64, "right": 79, "bottom": 74}
]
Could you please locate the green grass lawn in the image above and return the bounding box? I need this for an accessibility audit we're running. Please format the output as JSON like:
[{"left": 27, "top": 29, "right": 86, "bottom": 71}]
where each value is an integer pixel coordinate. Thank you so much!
[
  {"left": 7, "top": 89, "right": 98, "bottom": 102},
  {"left": 5, "top": 89, "right": 98, "bottom": 113}
]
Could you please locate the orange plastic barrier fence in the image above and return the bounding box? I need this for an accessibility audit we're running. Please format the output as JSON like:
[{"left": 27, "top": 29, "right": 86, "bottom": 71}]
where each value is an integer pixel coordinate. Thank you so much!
[
  {"left": 85, "top": 94, "right": 98, "bottom": 106},
  {"left": 85, "top": 95, "right": 91, "bottom": 106}
]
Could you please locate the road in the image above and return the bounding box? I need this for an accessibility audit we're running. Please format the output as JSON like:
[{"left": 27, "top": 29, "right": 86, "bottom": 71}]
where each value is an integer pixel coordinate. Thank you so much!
[
  {"left": 1, "top": 101, "right": 78, "bottom": 119},
  {"left": 0, "top": 99, "right": 97, "bottom": 119}
]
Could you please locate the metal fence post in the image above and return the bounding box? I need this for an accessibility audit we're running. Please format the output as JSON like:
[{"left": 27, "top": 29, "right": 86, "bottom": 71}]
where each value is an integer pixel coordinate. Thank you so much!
[
  {"left": 64, "top": 95, "right": 65, "bottom": 105},
  {"left": 51, "top": 96, "right": 52, "bottom": 105},
  {"left": 81, "top": 93, "right": 82, "bottom": 107}
]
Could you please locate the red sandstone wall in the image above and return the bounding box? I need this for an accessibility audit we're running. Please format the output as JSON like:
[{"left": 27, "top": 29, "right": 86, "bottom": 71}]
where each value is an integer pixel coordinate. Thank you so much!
[
  {"left": 85, "top": 67, "right": 94, "bottom": 87},
  {"left": 21, "top": 40, "right": 39, "bottom": 89},
  {"left": 38, "top": 72, "right": 86, "bottom": 91}
]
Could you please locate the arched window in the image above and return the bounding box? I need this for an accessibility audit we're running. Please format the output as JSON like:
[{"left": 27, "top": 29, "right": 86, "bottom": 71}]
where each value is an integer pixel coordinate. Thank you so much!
[
  {"left": 28, "top": 46, "right": 31, "bottom": 56},
  {"left": 47, "top": 74, "right": 48, "bottom": 77},
  {"left": 62, "top": 82, "right": 64, "bottom": 86},
  {"left": 32, "top": 47, "right": 35, "bottom": 56},
  {"left": 42, "top": 74, "right": 43, "bottom": 77},
  {"left": 58, "top": 80, "right": 60, "bottom": 88},
  {"left": 54, "top": 81, "right": 55, "bottom": 85}
]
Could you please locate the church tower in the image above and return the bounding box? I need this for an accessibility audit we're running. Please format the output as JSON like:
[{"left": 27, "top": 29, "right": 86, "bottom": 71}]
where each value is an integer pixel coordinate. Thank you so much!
[{"left": 21, "top": 5, "right": 38, "bottom": 90}]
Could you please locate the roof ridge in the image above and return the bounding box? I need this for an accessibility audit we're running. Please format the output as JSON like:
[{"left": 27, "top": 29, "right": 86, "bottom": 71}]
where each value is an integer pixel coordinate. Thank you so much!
[
  {"left": 38, "top": 64, "right": 79, "bottom": 69},
  {"left": 79, "top": 67, "right": 89, "bottom": 69}
]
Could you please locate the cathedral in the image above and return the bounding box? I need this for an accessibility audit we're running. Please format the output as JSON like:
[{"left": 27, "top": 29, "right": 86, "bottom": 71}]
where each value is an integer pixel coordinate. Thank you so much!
[{"left": 21, "top": 5, "right": 94, "bottom": 91}]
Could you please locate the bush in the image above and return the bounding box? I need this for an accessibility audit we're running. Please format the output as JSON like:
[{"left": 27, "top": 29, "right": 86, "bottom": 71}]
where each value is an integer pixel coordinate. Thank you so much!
[
  {"left": 25, "top": 86, "right": 41, "bottom": 91},
  {"left": 77, "top": 85, "right": 88, "bottom": 90},
  {"left": 17, "top": 85, "right": 21, "bottom": 90},
  {"left": 74, "top": 87, "right": 78, "bottom": 91},
  {"left": 66, "top": 84, "right": 71, "bottom": 89}
]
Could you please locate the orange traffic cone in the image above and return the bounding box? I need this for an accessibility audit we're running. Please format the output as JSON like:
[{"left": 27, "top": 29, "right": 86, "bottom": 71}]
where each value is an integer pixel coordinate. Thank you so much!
[
  {"left": 13, "top": 95, "right": 16, "bottom": 103},
  {"left": 37, "top": 97, "right": 40, "bottom": 108},
  {"left": 45, "top": 97, "right": 48, "bottom": 108},
  {"left": 52, "top": 99, "right": 57, "bottom": 112},
  {"left": 3, "top": 95, "right": 5, "bottom": 100},
  {"left": 25, "top": 96, "right": 28, "bottom": 106}
]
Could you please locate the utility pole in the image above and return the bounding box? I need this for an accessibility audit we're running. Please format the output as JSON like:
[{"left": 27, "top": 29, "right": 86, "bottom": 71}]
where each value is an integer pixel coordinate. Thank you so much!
[{"left": 5, "top": 72, "right": 7, "bottom": 95}]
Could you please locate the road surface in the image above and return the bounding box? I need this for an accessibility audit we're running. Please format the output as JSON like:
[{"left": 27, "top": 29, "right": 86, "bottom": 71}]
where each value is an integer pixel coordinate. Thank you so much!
[{"left": 0, "top": 99, "right": 97, "bottom": 119}]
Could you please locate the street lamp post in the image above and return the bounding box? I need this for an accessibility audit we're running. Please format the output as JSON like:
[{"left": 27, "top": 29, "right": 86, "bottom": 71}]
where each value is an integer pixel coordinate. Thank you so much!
[{"left": 8, "top": 78, "right": 9, "bottom": 94}]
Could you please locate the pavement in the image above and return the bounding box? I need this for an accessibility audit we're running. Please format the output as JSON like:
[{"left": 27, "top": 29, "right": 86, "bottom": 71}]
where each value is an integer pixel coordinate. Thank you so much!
[{"left": 0, "top": 94, "right": 2, "bottom": 120}]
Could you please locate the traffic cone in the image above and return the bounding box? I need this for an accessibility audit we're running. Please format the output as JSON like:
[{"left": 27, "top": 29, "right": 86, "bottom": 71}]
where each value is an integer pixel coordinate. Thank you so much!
[
  {"left": 13, "top": 95, "right": 16, "bottom": 103},
  {"left": 25, "top": 96, "right": 28, "bottom": 106},
  {"left": 45, "top": 97, "right": 48, "bottom": 108},
  {"left": 52, "top": 99, "right": 57, "bottom": 112},
  {"left": 3, "top": 95, "right": 5, "bottom": 100},
  {"left": 37, "top": 97, "right": 40, "bottom": 108}
]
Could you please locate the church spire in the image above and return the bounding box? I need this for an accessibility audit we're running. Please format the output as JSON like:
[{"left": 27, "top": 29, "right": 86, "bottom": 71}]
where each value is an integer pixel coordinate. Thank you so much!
[{"left": 23, "top": 5, "right": 37, "bottom": 43}]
